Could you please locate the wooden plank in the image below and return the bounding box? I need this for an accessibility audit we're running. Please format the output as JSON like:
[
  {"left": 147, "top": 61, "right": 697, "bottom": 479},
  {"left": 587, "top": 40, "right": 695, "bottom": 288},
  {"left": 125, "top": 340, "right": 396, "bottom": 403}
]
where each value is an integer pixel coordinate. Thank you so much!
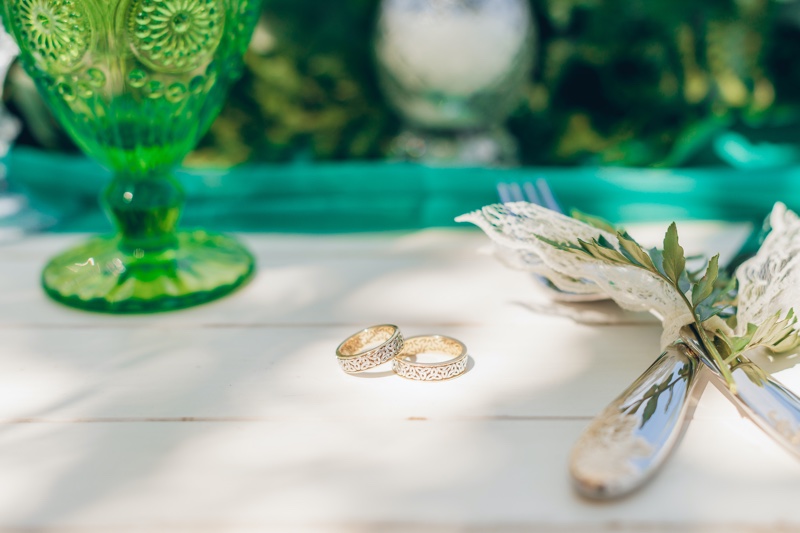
[
  {"left": 0, "top": 223, "right": 750, "bottom": 328},
  {"left": 0, "top": 231, "right": 551, "bottom": 327},
  {"left": 0, "top": 412, "right": 797, "bottom": 531},
  {"left": 2, "top": 321, "right": 800, "bottom": 435},
  {"left": 0, "top": 230, "right": 480, "bottom": 258},
  {"left": 0, "top": 222, "right": 786, "bottom": 532},
  {"left": 0, "top": 324, "right": 663, "bottom": 420}
]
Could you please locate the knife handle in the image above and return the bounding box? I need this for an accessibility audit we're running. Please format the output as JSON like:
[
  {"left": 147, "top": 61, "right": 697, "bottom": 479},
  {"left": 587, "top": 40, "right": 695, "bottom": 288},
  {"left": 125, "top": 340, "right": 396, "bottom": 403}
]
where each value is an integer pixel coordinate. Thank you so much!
[
  {"left": 720, "top": 361, "right": 800, "bottom": 457},
  {"left": 679, "top": 325, "right": 800, "bottom": 458},
  {"left": 569, "top": 343, "right": 699, "bottom": 499}
]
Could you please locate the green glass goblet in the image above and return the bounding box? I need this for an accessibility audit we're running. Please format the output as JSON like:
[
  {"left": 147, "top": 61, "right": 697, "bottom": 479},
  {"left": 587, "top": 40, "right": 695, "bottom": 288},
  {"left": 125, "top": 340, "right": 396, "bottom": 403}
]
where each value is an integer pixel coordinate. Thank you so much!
[{"left": 1, "top": 0, "right": 263, "bottom": 313}]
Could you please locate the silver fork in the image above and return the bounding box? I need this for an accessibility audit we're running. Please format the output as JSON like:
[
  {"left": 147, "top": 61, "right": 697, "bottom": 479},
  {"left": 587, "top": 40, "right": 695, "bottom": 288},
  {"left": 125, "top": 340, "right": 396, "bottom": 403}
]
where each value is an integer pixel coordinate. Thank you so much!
[
  {"left": 496, "top": 179, "right": 607, "bottom": 302},
  {"left": 497, "top": 178, "right": 562, "bottom": 212},
  {"left": 571, "top": 321, "right": 800, "bottom": 499},
  {"left": 569, "top": 221, "right": 800, "bottom": 499},
  {"left": 494, "top": 181, "right": 800, "bottom": 498},
  {"left": 495, "top": 179, "right": 698, "bottom": 497},
  {"left": 497, "top": 178, "right": 776, "bottom": 499},
  {"left": 495, "top": 179, "right": 692, "bottom": 497}
]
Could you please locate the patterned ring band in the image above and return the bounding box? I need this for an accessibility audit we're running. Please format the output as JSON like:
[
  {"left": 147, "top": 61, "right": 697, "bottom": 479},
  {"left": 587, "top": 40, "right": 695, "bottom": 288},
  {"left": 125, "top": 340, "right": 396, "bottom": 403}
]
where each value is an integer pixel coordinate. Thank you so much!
[
  {"left": 392, "top": 335, "right": 468, "bottom": 382},
  {"left": 336, "top": 324, "right": 405, "bottom": 374}
]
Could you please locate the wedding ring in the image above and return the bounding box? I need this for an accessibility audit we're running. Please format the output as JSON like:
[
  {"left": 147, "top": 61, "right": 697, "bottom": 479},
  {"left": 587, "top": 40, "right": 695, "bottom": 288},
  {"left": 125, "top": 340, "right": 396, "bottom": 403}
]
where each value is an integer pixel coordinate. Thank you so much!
[
  {"left": 336, "top": 324, "right": 404, "bottom": 374},
  {"left": 392, "top": 335, "right": 468, "bottom": 382}
]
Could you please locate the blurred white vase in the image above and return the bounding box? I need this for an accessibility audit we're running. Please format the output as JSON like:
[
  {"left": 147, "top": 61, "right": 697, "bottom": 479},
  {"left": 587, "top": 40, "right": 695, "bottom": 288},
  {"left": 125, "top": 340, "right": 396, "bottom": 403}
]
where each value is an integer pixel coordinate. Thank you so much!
[{"left": 375, "top": 0, "right": 535, "bottom": 166}]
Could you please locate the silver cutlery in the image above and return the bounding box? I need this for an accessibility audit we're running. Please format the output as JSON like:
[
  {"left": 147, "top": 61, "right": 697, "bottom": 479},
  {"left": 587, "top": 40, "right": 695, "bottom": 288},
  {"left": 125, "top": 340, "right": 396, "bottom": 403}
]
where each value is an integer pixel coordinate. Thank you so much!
[
  {"left": 681, "top": 325, "right": 800, "bottom": 460},
  {"left": 566, "top": 217, "right": 758, "bottom": 499},
  {"left": 495, "top": 181, "right": 709, "bottom": 498},
  {"left": 496, "top": 179, "right": 608, "bottom": 302},
  {"left": 495, "top": 183, "right": 800, "bottom": 497},
  {"left": 497, "top": 179, "right": 562, "bottom": 212},
  {"left": 571, "top": 317, "right": 800, "bottom": 500},
  {"left": 570, "top": 335, "right": 702, "bottom": 499}
]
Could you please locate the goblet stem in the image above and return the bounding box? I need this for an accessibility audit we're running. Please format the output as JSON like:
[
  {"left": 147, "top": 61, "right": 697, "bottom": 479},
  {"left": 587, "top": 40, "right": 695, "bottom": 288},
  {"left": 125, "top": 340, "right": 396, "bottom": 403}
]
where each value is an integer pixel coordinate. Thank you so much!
[
  {"left": 1, "top": 0, "right": 264, "bottom": 313},
  {"left": 42, "top": 171, "right": 255, "bottom": 313},
  {"left": 104, "top": 172, "right": 184, "bottom": 253}
]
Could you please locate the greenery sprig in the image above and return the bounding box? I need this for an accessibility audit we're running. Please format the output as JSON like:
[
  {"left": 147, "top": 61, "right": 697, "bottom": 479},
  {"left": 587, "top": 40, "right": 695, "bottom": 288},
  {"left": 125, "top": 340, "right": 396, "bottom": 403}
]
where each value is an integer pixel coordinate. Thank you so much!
[{"left": 538, "top": 218, "right": 800, "bottom": 390}]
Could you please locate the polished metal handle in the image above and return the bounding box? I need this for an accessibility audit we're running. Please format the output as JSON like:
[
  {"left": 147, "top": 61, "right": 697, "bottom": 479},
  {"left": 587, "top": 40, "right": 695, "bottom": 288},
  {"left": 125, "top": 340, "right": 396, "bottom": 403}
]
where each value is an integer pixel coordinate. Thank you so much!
[
  {"left": 726, "top": 362, "right": 800, "bottom": 457},
  {"left": 569, "top": 341, "right": 700, "bottom": 499},
  {"left": 680, "top": 325, "right": 800, "bottom": 459}
]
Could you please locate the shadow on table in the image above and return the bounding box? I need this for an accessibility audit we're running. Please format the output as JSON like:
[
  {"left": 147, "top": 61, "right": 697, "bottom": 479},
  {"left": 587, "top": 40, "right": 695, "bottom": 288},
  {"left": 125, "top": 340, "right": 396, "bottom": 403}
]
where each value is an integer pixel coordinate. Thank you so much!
[{"left": 2, "top": 236, "right": 800, "bottom": 527}]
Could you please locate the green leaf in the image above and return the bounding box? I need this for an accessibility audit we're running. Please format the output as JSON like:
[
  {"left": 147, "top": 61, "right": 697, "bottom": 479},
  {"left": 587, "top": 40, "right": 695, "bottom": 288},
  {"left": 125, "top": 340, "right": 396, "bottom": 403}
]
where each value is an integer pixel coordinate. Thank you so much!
[
  {"left": 662, "top": 222, "right": 686, "bottom": 286},
  {"left": 678, "top": 270, "right": 692, "bottom": 294},
  {"left": 596, "top": 235, "right": 617, "bottom": 250},
  {"left": 715, "top": 309, "right": 800, "bottom": 365},
  {"left": 578, "top": 239, "right": 629, "bottom": 264},
  {"left": 739, "top": 363, "right": 769, "bottom": 387},
  {"left": 534, "top": 235, "right": 588, "bottom": 254},
  {"left": 754, "top": 311, "right": 800, "bottom": 353},
  {"left": 741, "top": 323, "right": 759, "bottom": 349},
  {"left": 571, "top": 210, "right": 617, "bottom": 234},
  {"left": 648, "top": 248, "right": 666, "bottom": 276},
  {"left": 713, "top": 333, "right": 732, "bottom": 361},
  {"left": 642, "top": 396, "right": 658, "bottom": 426},
  {"left": 617, "top": 232, "right": 657, "bottom": 271},
  {"left": 696, "top": 302, "right": 726, "bottom": 322},
  {"left": 692, "top": 254, "right": 720, "bottom": 307},
  {"left": 694, "top": 274, "right": 737, "bottom": 323},
  {"left": 773, "top": 331, "right": 800, "bottom": 353}
]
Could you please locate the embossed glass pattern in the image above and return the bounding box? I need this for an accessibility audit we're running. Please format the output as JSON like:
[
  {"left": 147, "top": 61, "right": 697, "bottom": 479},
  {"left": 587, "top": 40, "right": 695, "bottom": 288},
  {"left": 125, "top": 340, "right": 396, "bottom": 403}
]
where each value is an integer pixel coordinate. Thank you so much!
[{"left": 1, "top": 0, "right": 262, "bottom": 312}]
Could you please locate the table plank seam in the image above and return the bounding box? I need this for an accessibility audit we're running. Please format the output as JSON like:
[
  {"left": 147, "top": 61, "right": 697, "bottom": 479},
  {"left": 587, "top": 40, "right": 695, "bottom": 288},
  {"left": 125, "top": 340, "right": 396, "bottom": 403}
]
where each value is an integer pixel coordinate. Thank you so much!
[
  {"left": 0, "top": 415, "right": 594, "bottom": 424},
  {"left": 0, "top": 322, "right": 490, "bottom": 329},
  {"left": 0, "top": 322, "right": 660, "bottom": 330}
]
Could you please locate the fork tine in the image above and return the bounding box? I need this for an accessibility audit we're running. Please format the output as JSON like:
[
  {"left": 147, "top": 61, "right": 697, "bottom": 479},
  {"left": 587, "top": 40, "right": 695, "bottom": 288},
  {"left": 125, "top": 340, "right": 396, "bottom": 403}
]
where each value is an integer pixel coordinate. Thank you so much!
[
  {"left": 522, "top": 181, "right": 543, "bottom": 205},
  {"left": 498, "top": 180, "right": 563, "bottom": 211},
  {"left": 496, "top": 182, "right": 513, "bottom": 204},
  {"left": 507, "top": 182, "right": 525, "bottom": 203},
  {"left": 535, "top": 178, "right": 563, "bottom": 214}
]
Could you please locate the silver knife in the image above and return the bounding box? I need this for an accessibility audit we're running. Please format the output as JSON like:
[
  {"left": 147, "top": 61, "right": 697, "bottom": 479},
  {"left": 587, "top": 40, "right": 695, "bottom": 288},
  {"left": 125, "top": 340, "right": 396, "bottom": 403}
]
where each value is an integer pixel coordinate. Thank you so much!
[
  {"left": 571, "top": 324, "right": 800, "bottom": 499},
  {"left": 681, "top": 325, "right": 800, "bottom": 459},
  {"left": 569, "top": 336, "right": 701, "bottom": 499}
]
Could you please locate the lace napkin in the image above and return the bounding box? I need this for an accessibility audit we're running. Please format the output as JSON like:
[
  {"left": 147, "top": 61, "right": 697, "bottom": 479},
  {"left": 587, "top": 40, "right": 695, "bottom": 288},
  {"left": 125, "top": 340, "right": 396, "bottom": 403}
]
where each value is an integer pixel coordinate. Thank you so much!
[
  {"left": 457, "top": 203, "right": 693, "bottom": 348},
  {"left": 460, "top": 204, "right": 800, "bottom": 349},
  {"left": 735, "top": 203, "right": 800, "bottom": 334}
]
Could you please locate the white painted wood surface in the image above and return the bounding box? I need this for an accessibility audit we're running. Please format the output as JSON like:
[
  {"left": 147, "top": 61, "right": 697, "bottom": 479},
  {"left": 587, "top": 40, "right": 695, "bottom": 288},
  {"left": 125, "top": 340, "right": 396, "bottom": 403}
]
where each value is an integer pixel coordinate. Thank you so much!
[{"left": 1, "top": 225, "right": 798, "bottom": 533}]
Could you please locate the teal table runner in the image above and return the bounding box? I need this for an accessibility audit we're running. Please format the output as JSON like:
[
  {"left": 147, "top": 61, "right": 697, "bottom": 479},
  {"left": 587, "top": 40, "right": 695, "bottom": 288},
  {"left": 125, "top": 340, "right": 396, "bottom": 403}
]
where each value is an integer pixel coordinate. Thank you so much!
[{"left": 9, "top": 146, "right": 799, "bottom": 233}]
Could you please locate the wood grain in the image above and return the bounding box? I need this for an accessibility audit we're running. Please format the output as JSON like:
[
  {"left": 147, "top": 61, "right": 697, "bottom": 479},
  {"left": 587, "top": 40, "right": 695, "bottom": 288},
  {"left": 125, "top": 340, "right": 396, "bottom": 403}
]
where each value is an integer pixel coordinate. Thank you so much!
[{"left": 0, "top": 225, "right": 797, "bottom": 532}]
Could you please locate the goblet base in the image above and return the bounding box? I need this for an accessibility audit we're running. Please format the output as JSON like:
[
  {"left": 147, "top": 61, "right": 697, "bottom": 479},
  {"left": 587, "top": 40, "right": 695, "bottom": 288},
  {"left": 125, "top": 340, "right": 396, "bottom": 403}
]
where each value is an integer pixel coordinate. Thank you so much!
[
  {"left": 390, "top": 126, "right": 519, "bottom": 167},
  {"left": 42, "top": 231, "right": 255, "bottom": 313}
]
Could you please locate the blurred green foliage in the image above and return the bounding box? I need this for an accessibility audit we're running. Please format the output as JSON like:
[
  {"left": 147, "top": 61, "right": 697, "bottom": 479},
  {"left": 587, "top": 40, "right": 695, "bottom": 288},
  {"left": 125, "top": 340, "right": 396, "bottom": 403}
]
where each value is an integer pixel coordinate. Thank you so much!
[
  {"left": 12, "top": 0, "right": 800, "bottom": 167},
  {"left": 192, "top": 0, "right": 397, "bottom": 165}
]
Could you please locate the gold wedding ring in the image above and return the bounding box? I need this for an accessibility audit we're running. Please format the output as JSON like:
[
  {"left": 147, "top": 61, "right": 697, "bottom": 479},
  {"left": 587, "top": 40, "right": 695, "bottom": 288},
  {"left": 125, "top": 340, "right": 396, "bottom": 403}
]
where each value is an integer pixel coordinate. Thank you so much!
[
  {"left": 392, "top": 335, "right": 468, "bottom": 381},
  {"left": 336, "top": 324, "right": 404, "bottom": 373}
]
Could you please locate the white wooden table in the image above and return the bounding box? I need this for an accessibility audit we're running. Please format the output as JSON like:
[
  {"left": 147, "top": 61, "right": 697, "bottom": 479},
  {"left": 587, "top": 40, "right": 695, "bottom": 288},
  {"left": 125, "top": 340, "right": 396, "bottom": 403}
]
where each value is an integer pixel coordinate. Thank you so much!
[{"left": 1, "top": 227, "right": 799, "bottom": 533}]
